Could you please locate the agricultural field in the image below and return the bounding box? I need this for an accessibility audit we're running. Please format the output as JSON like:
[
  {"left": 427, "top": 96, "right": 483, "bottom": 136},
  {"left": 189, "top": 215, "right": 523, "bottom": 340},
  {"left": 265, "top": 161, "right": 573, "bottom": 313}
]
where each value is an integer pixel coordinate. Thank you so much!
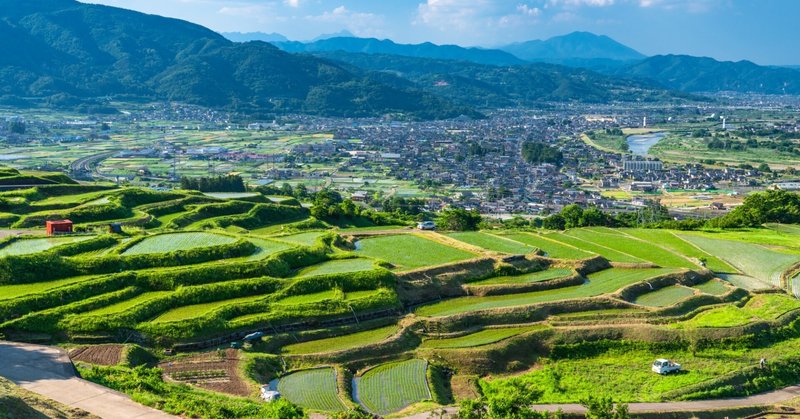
[
  {"left": 1, "top": 180, "right": 800, "bottom": 418},
  {"left": 680, "top": 234, "right": 800, "bottom": 287},
  {"left": 447, "top": 232, "right": 537, "bottom": 254},
  {"left": 416, "top": 268, "right": 677, "bottom": 317},
  {"left": 355, "top": 234, "right": 476, "bottom": 270},
  {"left": 355, "top": 359, "right": 431, "bottom": 415},
  {"left": 0, "top": 236, "right": 92, "bottom": 257},
  {"left": 499, "top": 232, "right": 595, "bottom": 260},
  {"left": 420, "top": 325, "right": 546, "bottom": 349},
  {"left": 121, "top": 232, "right": 237, "bottom": 255},
  {"left": 293, "top": 258, "right": 376, "bottom": 277},
  {"left": 281, "top": 325, "right": 399, "bottom": 355},
  {"left": 633, "top": 285, "right": 696, "bottom": 307},
  {"left": 277, "top": 368, "right": 347, "bottom": 412},
  {"left": 470, "top": 268, "right": 574, "bottom": 286}
]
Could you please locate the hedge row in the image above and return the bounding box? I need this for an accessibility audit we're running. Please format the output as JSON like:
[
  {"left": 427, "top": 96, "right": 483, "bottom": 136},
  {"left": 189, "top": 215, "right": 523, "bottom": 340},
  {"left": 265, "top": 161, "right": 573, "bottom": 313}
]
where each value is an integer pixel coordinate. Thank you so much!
[
  {"left": 0, "top": 239, "right": 257, "bottom": 285},
  {"left": 50, "top": 235, "right": 120, "bottom": 257},
  {"left": 167, "top": 200, "right": 255, "bottom": 229},
  {"left": 207, "top": 203, "right": 309, "bottom": 230}
]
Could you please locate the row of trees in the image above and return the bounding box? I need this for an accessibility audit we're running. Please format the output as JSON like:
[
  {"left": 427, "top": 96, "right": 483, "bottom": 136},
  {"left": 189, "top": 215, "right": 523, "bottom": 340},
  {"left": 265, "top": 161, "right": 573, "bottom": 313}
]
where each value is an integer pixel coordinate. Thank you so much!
[{"left": 180, "top": 175, "right": 246, "bottom": 193}]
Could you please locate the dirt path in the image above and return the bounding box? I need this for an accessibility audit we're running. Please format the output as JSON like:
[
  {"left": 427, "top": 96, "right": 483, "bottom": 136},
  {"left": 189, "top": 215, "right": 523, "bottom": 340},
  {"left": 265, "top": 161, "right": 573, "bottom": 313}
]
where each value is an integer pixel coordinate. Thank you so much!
[
  {"left": 0, "top": 341, "right": 174, "bottom": 419},
  {"left": 403, "top": 385, "right": 800, "bottom": 418}
]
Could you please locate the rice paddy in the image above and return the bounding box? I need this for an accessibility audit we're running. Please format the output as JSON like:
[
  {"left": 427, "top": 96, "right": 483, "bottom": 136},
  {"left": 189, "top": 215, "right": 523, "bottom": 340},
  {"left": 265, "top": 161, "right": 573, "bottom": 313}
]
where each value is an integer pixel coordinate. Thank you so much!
[
  {"left": 355, "top": 234, "right": 476, "bottom": 270},
  {"left": 121, "top": 232, "right": 237, "bottom": 255},
  {"left": 447, "top": 232, "right": 537, "bottom": 254},
  {"left": 420, "top": 325, "right": 546, "bottom": 349},
  {"left": 356, "top": 359, "right": 431, "bottom": 415},
  {"left": 0, "top": 236, "right": 93, "bottom": 257},
  {"left": 277, "top": 368, "right": 347, "bottom": 412},
  {"left": 294, "top": 258, "right": 376, "bottom": 277},
  {"left": 282, "top": 325, "right": 399, "bottom": 355},
  {"left": 499, "top": 233, "right": 595, "bottom": 259},
  {"left": 633, "top": 285, "right": 696, "bottom": 307},
  {"left": 470, "top": 268, "right": 574, "bottom": 286}
]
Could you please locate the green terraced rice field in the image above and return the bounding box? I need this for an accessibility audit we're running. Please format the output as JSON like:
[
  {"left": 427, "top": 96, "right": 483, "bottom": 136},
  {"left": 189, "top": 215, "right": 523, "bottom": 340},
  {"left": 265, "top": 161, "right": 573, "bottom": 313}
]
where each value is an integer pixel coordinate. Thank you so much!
[
  {"left": 694, "top": 279, "right": 731, "bottom": 295},
  {"left": 420, "top": 325, "right": 545, "bottom": 349},
  {"left": 633, "top": 285, "right": 696, "bottom": 307},
  {"left": 203, "top": 192, "right": 259, "bottom": 199},
  {"left": 345, "top": 290, "right": 381, "bottom": 301},
  {"left": 0, "top": 275, "right": 97, "bottom": 301},
  {"left": 471, "top": 268, "right": 574, "bottom": 286},
  {"left": 0, "top": 236, "right": 93, "bottom": 257},
  {"left": 499, "top": 233, "right": 594, "bottom": 259},
  {"left": 282, "top": 325, "right": 399, "bottom": 355},
  {"left": 718, "top": 274, "right": 772, "bottom": 291},
  {"left": 122, "top": 232, "right": 236, "bottom": 255},
  {"left": 274, "top": 290, "right": 338, "bottom": 306},
  {"left": 244, "top": 238, "right": 292, "bottom": 261},
  {"left": 294, "top": 258, "right": 376, "bottom": 277},
  {"left": 547, "top": 233, "right": 643, "bottom": 263},
  {"left": 355, "top": 234, "right": 476, "bottom": 270},
  {"left": 447, "top": 232, "right": 537, "bottom": 254},
  {"left": 274, "top": 232, "right": 325, "bottom": 246},
  {"left": 793, "top": 275, "right": 800, "bottom": 298},
  {"left": 675, "top": 306, "right": 757, "bottom": 328},
  {"left": 79, "top": 291, "right": 172, "bottom": 317},
  {"left": 277, "top": 368, "right": 346, "bottom": 412},
  {"left": 356, "top": 359, "right": 431, "bottom": 415},
  {"left": 620, "top": 229, "right": 736, "bottom": 273},
  {"left": 680, "top": 235, "right": 800, "bottom": 287},
  {"left": 416, "top": 268, "right": 676, "bottom": 317},
  {"left": 151, "top": 295, "right": 267, "bottom": 323},
  {"left": 567, "top": 229, "right": 697, "bottom": 269},
  {"left": 743, "top": 294, "right": 800, "bottom": 320},
  {"left": 550, "top": 308, "right": 645, "bottom": 320}
]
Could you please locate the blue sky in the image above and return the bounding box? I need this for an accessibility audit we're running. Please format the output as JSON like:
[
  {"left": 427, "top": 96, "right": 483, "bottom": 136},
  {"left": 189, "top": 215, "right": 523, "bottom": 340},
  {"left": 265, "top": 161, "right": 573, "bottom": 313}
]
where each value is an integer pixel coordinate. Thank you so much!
[{"left": 87, "top": 0, "right": 800, "bottom": 65}]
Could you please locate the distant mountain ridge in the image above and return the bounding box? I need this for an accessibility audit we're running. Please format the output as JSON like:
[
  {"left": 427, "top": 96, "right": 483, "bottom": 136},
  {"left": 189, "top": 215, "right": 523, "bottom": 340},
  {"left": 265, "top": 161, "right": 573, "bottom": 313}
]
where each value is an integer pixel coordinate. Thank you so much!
[
  {"left": 0, "top": 0, "right": 474, "bottom": 118},
  {"left": 500, "top": 31, "right": 645, "bottom": 71},
  {"left": 222, "top": 32, "right": 288, "bottom": 43},
  {"left": 273, "top": 37, "right": 527, "bottom": 66},
  {"left": 616, "top": 55, "right": 800, "bottom": 94}
]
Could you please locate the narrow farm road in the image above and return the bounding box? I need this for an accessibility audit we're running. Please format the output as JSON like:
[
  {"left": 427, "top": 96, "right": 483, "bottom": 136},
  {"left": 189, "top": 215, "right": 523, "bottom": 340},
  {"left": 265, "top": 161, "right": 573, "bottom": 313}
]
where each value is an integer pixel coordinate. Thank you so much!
[
  {"left": 404, "top": 385, "right": 800, "bottom": 418},
  {"left": 0, "top": 341, "right": 174, "bottom": 419}
]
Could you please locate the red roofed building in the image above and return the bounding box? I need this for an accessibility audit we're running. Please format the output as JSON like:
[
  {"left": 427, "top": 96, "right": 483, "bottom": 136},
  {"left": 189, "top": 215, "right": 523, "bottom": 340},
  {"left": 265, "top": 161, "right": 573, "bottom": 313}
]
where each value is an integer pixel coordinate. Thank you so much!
[{"left": 46, "top": 220, "right": 73, "bottom": 236}]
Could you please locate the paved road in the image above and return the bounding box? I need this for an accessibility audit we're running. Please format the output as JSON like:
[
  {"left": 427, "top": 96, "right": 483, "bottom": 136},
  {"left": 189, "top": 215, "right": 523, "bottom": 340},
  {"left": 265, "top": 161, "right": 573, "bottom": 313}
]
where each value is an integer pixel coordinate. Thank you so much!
[
  {"left": 404, "top": 385, "right": 800, "bottom": 418},
  {"left": 0, "top": 341, "right": 174, "bottom": 419}
]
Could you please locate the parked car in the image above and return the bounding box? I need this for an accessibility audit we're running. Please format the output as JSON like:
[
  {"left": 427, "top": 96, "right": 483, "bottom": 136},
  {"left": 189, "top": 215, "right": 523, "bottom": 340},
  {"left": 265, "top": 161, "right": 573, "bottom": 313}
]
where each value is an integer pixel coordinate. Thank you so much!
[
  {"left": 652, "top": 358, "right": 681, "bottom": 374},
  {"left": 417, "top": 221, "right": 436, "bottom": 230}
]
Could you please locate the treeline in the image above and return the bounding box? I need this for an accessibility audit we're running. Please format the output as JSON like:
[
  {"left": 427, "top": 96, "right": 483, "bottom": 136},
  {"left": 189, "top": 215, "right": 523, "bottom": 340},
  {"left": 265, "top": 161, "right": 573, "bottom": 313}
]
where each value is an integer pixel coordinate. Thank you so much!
[
  {"left": 180, "top": 175, "right": 245, "bottom": 193},
  {"left": 521, "top": 142, "right": 564, "bottom": 165},
  {"left": 508, "top": 190, "right": 800, "bottom": 231}
]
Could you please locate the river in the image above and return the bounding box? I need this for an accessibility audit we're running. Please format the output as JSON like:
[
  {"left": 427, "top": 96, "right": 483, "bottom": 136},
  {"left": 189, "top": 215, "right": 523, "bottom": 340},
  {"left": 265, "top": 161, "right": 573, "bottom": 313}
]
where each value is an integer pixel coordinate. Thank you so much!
[{"left": 626, "top": 132, "right": 667, "bottom": 156}]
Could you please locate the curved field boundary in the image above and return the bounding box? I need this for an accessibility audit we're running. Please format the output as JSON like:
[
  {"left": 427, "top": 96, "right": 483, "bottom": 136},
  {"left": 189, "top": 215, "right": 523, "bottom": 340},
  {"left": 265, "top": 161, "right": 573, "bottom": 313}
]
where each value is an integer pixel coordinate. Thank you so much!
[
  {"left": 354, "top": 359, "right": 431, "bottom": 415},
  {"left": 276, "top": 367, "right": 347, "bottom": 412}
]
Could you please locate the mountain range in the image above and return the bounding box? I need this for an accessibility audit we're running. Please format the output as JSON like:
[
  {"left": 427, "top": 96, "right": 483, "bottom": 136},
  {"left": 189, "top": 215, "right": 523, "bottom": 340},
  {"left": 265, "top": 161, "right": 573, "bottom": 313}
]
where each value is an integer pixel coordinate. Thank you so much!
[{"left": 0, "top": 0, "right": 798, "bottom": 119}]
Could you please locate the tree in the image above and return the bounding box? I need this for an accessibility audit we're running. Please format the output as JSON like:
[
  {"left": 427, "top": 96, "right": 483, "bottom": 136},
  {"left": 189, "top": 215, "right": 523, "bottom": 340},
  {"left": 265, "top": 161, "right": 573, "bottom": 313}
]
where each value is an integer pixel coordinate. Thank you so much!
[
  {"left": 542, "top": 214, "right": 566, "bottom": 230},
  {"left": 582, "top": 396, "right": 630, "bottom": 419},
  {"left": 758, "top": 163, "right": 772, "bottom": 173},
  {"left": 459, "top": 381, "right": 562, "bottom": 419},
  {"left": 439, "top": 208, "right": 482, "bottom": 231},
  {"left": 8, "top": 120, "right": 25, "bottom": 135},
  {"left": 561, "top": 204, "right": 583, "bottom": 229},
  {"left": 521, "top": 142, "right": 564, "bottom": 165}
]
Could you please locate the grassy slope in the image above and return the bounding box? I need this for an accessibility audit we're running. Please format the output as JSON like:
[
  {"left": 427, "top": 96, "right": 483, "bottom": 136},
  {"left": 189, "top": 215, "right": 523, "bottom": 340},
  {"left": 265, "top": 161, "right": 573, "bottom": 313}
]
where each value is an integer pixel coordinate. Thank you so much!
[{"left": 0, "top": 376, "right": 97, "bottom": 419}]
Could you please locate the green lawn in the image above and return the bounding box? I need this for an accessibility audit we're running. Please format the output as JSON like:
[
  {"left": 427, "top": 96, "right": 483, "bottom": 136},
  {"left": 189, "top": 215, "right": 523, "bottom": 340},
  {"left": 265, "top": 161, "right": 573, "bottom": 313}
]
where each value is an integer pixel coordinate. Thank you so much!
[
  {"left": 355, "top": 235, "right": 476, "bottom": 270},
  {"left": 122, "top": 232, "right": 236, "bottom": 255},
  {"left": 356, "top": 359, "right": 431, "bottom": 415},
  {"left": 151, "top": 295, "right": 268, "bottom": 323},
  {"left": 420, "top": 325, "right": 546, "bottom": 349},
  {"left": 498, "top": 233, "right": 594, "bottom": 260},
  {"left": 282, "top": 325, "right": 399, "bottom": 355},
  {"left": 294, "top": 258, "right": 376, "bottom": 277},
  {"left": 633, "top": 285, "right": 696, "bottom": 307},
  {"left": 277, "top": 368, "right": 347, "bottom": 412},
  {"left": 471, "top": 268, "right": 574, "bottom": 286},
  {"left": 447, "top": 232, "right": 537, "bottom": 254},
  {"left": 416, "top": 268, "right": 676, "bottom": 317},
  {"left": 0, "top": 236, "right": 93, "bottom": 257},
  {"left": 680, "top": 235, "right": 800, "bottom": 287}
]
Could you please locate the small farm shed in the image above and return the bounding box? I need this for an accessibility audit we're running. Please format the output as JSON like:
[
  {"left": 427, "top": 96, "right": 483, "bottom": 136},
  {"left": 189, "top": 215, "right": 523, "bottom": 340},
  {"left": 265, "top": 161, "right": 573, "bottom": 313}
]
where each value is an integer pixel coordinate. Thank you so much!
[
  {"left": 46, "top": 220, "right": 73, "bottom": 235},
  {"left": 109, "top": 223, "right": 123, "bottom": 234}
]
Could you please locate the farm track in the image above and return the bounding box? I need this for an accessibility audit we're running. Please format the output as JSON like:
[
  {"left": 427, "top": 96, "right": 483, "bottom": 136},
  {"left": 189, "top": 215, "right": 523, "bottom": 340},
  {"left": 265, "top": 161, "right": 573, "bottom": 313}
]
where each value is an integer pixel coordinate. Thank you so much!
[
  {"left": 404, "top": 385, "right": 800, "bottom": 418},
  {"left": 0, "top": 341, "right": 175, "bottom": 419}
]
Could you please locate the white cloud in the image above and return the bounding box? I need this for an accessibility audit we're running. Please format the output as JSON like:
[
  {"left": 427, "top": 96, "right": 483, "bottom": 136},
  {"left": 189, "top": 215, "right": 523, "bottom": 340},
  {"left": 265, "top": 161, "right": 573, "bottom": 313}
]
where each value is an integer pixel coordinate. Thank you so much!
[
  {"left": 638, "top": 0, "right": 718, "bottom": 12},
  {"left": 305, "top": 6, "right": 386, "bottom": 37},
  {"left": 547, "top": 0, "right": 615, "bottom": 7},
  {"left": 284, "top": 0, "right": 300, "bottom": 8},
  {"left": 517, "top": 4, "right": 542, "bottom": 17}
]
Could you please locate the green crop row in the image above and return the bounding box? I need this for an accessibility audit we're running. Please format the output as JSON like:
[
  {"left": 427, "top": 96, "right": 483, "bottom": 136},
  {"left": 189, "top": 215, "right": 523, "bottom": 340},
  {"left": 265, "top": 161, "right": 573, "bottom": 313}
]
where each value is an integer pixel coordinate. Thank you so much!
[
  {"left": 205, "top": 203, "right": 309, "bottom": 230},
  {"left": 167, "top": 200, "right": 255, "bottom": 228}
]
